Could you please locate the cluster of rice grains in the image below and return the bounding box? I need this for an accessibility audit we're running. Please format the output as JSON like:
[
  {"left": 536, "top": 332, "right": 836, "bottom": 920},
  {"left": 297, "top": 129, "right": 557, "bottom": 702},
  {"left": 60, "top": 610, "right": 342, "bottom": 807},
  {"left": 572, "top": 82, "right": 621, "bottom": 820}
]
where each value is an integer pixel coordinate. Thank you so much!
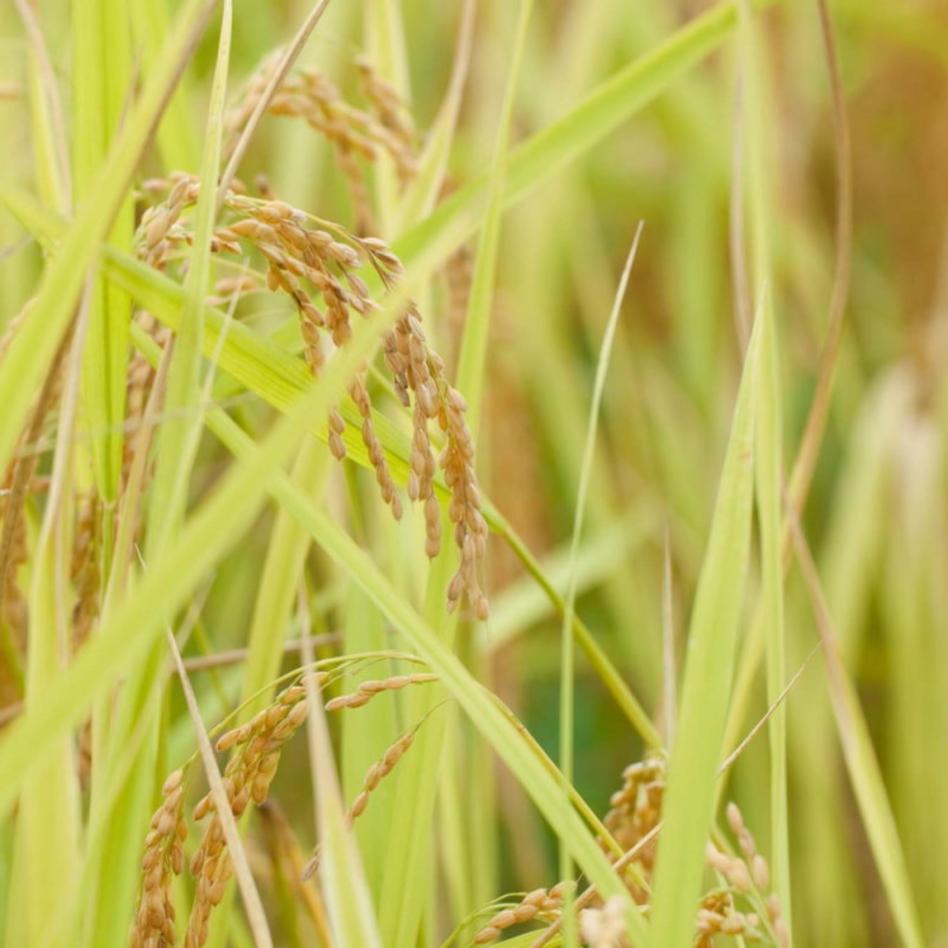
[
  {"left": 130, "top": 667, "right": 435, "bottom": 946},
  {"left": 472, "top": 883, "right": 574, "bottom": 944},
  {"left": 0, "top": 305, "right": 85, "bottom": 698},
  {"left": 129, "top": 675, "right": 315, "bottom": 947},
  {"left": 323, "top": 670, "right": 437, "bottom": 711},
  {"left": 133, "top": 112, "right": 488, "bottom": 620},
  {"left": 182, "top": 678, "right": 316, "bottom": 948},
  {"left": 227, "top": 55, "right": 417, "bottom": 235},
  {"left": 602, "top": 756, "right": 666, "bottom": 897},
  {"left": 0, "top": 311, "right": 104, "bottom": 790},
  {"left": 699, "top": 803, "right": 791, "bottom": 948},
  {"left": 0, "top": 461, "right": 31, "bottom": 644},
  {"left": 29, "top": 590, "right": 784, "bottom": 946},
  {"left": 469, "top": 757, "right": 790, "bottom": 947},
  {"left": 579, "top": 895, "right": 629, "bottom": 948},
  {"left": 131, "top": 769, "right": 187, "bottom": 948},
  {"left": 302, "top": 702, "right": 427, "bottom": 880},
  {"left": 468, "top": 758, "right": 663, "bottom": 946}
]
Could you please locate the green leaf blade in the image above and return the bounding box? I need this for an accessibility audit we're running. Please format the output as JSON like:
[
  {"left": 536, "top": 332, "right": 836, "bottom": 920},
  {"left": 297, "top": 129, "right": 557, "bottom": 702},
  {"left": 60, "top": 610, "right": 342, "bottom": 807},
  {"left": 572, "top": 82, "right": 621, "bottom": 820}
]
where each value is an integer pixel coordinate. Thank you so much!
[{"left": 648, "top": 314, "right": 761, "bottom": 947}]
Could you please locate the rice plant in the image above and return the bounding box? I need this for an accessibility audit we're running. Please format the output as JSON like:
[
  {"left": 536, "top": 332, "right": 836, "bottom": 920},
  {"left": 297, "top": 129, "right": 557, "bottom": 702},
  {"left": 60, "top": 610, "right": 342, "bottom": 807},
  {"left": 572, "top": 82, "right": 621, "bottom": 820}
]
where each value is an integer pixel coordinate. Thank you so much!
[{"left": 0, "top": 0, "right": 945, "bottom": 946}]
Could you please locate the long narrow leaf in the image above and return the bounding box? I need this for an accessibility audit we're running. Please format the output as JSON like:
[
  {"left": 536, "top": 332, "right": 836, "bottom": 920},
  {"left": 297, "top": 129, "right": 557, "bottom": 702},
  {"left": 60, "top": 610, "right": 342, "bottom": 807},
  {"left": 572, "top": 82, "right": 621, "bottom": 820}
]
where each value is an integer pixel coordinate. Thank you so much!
[
  {"left": 648, "top": 311, "right": 761, "bottom": 947},
  {"left": 789, "top": 516, "right": 925, "bottom": 948}
]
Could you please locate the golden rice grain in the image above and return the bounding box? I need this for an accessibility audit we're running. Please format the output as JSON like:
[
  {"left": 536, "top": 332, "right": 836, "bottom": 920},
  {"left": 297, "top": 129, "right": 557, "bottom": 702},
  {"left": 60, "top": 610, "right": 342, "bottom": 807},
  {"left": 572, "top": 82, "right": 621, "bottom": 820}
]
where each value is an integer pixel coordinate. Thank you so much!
[
  {"left": 472, "top": 882, "right": 572, "bottom": 945},
  {"left": 323, "top": 671, "right": 437, "bottom": 711},
  {"left": 130, "top": 769, "right": 187, "bottom": 948}
]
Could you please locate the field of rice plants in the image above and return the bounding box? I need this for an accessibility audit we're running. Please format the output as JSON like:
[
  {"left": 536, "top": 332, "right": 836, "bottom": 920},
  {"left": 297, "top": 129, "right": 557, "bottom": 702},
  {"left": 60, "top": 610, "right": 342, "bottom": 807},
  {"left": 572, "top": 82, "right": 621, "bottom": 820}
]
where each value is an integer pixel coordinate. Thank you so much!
[{"left": 1, "top": 0, "right": 946, "bottom": 945}]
